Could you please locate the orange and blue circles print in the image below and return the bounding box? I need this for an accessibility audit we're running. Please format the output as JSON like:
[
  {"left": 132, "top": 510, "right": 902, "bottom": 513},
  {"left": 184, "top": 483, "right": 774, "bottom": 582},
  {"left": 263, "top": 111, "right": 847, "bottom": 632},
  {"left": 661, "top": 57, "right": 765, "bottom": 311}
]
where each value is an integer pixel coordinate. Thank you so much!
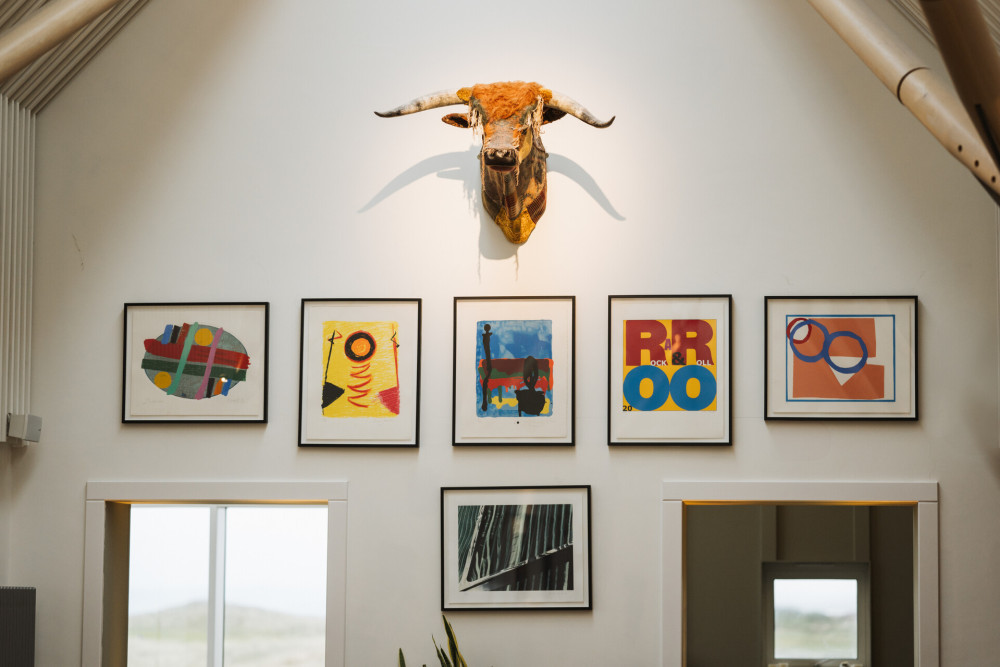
[{"left": 140, "top": 322, "right": 251, "bottom": 400}]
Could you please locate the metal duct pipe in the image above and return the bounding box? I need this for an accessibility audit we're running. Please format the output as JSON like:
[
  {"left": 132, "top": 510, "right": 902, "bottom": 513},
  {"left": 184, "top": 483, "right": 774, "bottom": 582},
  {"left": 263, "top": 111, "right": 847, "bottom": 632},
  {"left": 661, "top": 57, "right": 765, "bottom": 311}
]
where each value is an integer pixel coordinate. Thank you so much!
[
  {"left": 919, "top": 0, "right": 1000, "bottom": 169},
  {"left": 0, "top": 0, "right": 122, "bottom": 84},
  {"left": 809, "top": 0, "right": 1000, "bottom": 198}
]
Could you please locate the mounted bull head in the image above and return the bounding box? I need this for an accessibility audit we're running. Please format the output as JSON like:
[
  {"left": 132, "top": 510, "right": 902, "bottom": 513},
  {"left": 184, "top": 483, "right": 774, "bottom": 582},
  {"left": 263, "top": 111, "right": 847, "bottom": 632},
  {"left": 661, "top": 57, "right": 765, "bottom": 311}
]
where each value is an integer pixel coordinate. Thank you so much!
[{"left": 375, "top": 81, "right": 614, "bottom": 244}]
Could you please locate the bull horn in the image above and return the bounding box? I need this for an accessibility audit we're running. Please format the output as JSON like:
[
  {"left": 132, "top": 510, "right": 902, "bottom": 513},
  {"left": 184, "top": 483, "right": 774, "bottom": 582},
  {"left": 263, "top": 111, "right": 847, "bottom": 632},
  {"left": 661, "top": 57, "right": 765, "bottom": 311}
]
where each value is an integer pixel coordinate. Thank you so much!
[
  {"left": 546, "top": 91, "right": 615, "bottom": 128},
  {"left": 374, "top": 89, "right": 466, "bottom": 118}
]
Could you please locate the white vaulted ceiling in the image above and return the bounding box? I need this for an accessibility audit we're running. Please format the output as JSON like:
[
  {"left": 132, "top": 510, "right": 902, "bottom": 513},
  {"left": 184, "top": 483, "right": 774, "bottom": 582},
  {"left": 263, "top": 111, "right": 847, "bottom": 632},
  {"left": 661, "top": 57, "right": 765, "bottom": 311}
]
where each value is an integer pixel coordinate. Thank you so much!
[{"left": 0, "top": 0, "right": 996, "bottom": 113}]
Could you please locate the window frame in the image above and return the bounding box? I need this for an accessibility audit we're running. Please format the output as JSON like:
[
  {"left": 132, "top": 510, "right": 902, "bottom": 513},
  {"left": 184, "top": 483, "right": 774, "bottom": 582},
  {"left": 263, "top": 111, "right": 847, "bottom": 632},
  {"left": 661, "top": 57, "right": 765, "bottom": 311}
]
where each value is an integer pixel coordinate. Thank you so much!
[
  {"left": 82, "top": 481, "right": 348, "bottom": 667},
  {"left": 762, "top": 561, "right": 870, "bottom": 666}
]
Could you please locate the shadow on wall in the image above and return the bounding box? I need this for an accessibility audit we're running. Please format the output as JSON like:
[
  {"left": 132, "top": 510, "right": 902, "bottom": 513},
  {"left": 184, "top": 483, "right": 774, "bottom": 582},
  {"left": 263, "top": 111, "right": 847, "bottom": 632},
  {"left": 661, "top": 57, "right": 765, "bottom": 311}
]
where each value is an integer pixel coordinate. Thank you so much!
[{"left": 357, "top": 146, "right": 624, "bottom": 261}]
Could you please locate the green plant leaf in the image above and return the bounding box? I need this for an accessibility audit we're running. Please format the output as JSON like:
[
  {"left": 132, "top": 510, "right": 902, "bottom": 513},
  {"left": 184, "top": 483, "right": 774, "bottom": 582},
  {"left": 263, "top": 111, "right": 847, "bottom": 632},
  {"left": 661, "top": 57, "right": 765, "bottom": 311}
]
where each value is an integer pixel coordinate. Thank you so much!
[
  {"left": 432, "top": 636, "right": 453, "bottom": 667},
  {"left": 398, "top": 648, "right": 406, "bottom": 667},
  {"left": 442, "top": 615, "right": 468, "bottom": 667}
]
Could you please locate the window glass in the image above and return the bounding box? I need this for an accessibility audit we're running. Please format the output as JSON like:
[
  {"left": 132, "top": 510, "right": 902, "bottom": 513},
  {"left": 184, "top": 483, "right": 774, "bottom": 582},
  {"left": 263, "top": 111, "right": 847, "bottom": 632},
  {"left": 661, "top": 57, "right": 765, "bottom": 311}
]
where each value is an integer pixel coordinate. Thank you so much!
[
  {"left": 223, "top": 506, "right": 328, "bottom": 666},
  {"left": 773, "top": 578, "right": 858, "bottom": 659},
  {"left": 128, "top": 506, "right": 211, "bottom": 666},
  {"left": 126, "top": 504, "right": 328, "bottom": 666}
]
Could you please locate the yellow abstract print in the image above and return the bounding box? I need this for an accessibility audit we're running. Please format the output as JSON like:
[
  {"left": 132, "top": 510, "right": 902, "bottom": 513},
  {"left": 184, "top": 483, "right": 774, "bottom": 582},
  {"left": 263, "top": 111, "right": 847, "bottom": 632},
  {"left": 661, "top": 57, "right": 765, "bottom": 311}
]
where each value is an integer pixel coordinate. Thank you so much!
[{"left": 321, "top": 321, "right": 400, "bottom": 418}]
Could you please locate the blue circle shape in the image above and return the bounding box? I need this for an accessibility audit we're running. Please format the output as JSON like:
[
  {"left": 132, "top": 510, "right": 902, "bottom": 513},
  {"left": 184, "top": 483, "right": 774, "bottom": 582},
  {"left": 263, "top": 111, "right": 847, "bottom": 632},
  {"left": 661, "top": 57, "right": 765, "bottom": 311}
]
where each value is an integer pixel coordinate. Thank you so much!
[
  {"left": 670, "top": 364, "right": 718, "bottom": 411},
  {"left": 825, "top": 330, "right": 869, "bottom": 374},
  {"left": 788, "top": 318, "right": 829, "bottom": 363},
  {"left": 623, "top": 365, "right": 670, "bottom": 411}
]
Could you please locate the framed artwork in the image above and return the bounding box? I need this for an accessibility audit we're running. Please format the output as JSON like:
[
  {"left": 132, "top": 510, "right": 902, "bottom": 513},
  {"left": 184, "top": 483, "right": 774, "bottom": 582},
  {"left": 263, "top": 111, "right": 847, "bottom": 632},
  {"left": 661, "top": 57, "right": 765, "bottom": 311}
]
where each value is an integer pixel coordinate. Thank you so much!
[
  {"left": 440, "top": 485, "right": 592, "bottom": 611},
  {"left": 452, "top": 296, "right": 575, "bottom": 446},
  {"left": 764, "top": 296, "right": 918, "bottom": 420},
  {"left": 608, "top": 295, "right": 732, "bottom": 446},
  {"left": 122, "top": 302, "right": 268, "bottom": 423},
  {"left": 298, "top": 298, "right": 421, "bottom": 447}
]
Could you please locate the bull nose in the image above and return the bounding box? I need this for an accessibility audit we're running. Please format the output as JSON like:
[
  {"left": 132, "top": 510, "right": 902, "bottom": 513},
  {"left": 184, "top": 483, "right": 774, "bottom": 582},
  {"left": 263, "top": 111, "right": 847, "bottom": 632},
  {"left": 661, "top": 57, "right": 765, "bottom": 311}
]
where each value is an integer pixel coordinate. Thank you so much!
[{"left": 484, "top": 148, "right": 517, "bottom": 165}]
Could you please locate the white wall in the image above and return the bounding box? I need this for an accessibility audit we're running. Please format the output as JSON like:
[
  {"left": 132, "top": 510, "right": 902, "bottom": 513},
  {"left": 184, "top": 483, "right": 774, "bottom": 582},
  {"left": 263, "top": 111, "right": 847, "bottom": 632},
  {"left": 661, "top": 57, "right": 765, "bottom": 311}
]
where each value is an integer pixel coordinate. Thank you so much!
[{"left": 5, "top": 0, "right": 999, "bottom": 664}]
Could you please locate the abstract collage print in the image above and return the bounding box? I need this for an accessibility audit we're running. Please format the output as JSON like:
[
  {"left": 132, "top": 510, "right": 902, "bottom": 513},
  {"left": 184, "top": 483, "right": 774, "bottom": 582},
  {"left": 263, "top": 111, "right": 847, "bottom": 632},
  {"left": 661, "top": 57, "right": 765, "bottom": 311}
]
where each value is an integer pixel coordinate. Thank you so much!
[
  {"left": 475, "top": 319, "right": 553, "bottom": 418},
  {"left": 320, "top": 320, "right": 401, "bottom": 418},
  {"left": 784, "top": 314, "right": 894, "bottom": 402},
  {"left": 141, "top": 321, "right": 250, "bottom": 400}
]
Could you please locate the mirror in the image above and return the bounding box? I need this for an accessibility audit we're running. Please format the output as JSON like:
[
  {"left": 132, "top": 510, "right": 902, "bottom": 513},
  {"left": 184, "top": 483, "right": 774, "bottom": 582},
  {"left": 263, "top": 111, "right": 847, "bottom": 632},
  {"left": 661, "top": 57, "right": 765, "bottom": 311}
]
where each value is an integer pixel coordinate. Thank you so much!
[{"left": 685, "top": 504, "right": 913, "bottom": 667}]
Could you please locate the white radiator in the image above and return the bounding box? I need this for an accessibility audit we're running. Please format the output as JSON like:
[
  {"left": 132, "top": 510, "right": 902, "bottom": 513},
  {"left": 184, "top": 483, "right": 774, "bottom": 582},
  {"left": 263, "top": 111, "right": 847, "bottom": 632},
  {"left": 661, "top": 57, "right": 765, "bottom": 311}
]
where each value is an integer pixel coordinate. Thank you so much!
[{"left": 0, "top": 94, "right": 34, "bottom": 443}]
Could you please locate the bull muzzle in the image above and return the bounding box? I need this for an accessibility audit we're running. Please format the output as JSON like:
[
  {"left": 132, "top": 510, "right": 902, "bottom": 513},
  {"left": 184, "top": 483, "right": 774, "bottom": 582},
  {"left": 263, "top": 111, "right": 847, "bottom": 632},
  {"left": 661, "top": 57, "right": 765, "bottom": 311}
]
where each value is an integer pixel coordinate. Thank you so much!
[{"left": 483, "top": 147, "right": 518, "bottom": 172}]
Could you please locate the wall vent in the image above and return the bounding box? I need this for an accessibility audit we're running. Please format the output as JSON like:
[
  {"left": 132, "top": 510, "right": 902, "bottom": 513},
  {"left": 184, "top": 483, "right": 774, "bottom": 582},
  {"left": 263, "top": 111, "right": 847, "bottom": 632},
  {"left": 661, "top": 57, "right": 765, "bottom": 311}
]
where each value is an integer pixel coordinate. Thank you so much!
[{"left": 0, "top": 94, "right": 35, "bottom": 444}]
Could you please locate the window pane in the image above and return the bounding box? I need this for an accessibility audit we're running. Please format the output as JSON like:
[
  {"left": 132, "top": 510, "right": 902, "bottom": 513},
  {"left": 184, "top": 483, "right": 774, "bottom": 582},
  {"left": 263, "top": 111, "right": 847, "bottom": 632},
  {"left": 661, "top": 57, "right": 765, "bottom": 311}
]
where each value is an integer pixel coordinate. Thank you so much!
[
  {"left": 773, "top": 578, "right": 858, "bottom": 659},
  {"left": 223, "top": 506, "right": 328, "bottom": 666},
  {"left": 128, "top": 506, "right": 211, "bottom": 667}
]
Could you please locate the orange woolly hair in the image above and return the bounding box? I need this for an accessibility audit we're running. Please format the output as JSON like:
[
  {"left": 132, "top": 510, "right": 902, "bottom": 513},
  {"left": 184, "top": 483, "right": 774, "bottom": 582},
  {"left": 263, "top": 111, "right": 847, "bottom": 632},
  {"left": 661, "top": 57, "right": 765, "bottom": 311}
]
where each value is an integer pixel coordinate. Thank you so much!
[{"left": 469, "top": 81, "right": 551, "bottom": 120}]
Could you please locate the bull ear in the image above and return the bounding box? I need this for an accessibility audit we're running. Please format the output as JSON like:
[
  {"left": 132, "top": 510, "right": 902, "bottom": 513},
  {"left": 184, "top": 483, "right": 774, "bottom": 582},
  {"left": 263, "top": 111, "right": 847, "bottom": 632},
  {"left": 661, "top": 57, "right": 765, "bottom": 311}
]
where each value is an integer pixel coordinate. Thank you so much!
[
  {"left": 442, "top": 113, "right": 470, "bottom": 128},
  {"left": 542, "top": 107, "right": 568, "bottom": 124}
]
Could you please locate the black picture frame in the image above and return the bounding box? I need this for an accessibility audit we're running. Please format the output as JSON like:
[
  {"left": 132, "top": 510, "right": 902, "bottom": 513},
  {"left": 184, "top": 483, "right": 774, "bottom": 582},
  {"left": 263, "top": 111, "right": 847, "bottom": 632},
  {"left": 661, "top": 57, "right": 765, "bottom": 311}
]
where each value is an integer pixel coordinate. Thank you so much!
[
  {"left": 764, "top": 295, "right": 918, "bottom": 420},
  {"left": 122, "top": 302, "right": 269, "bottom": 423},
  {"left": 452, "top": 296, "right": 576, "bottom": 446},
  {"left": 440, "top": 485, "right": 592, "bottom": 611},
  {"left": 298, "top": 298, "right": 421, "bottom": 447},
  {"left": 608, "top": 294, "right": 733, "bottom": 446}
]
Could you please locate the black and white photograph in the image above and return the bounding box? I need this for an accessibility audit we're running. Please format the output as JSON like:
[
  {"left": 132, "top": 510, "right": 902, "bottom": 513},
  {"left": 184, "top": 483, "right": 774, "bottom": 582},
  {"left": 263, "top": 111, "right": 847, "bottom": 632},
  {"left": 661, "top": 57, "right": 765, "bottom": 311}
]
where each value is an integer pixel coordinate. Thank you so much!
[{"left": 441, "top": 486, "right": 591, "bottom": 610}]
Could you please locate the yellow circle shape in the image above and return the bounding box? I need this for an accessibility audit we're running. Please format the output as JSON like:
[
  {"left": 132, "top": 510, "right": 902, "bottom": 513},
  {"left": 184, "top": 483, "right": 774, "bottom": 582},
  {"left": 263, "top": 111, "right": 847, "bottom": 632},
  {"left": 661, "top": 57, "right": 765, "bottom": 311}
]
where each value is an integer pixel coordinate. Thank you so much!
[
  {"left": 194, "top": 327, "right": 214, "bottom": 346},
  {"left": 153, "top": 371, "right": 173, "bottom": 389}
]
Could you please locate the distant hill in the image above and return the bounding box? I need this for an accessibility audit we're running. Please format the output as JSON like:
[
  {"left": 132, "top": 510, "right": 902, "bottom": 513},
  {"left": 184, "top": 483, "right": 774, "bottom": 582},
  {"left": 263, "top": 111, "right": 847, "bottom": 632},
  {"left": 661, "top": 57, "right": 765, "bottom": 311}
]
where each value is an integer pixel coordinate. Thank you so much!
[
  {"left": 130, "top": 601, "right": 324, "bottom": 637},
  {"left": 774, "top": 608, "right": 856, "bottom": 659},
  {"left": 128, "top": 602, "right": 325, "bottom": 666}
]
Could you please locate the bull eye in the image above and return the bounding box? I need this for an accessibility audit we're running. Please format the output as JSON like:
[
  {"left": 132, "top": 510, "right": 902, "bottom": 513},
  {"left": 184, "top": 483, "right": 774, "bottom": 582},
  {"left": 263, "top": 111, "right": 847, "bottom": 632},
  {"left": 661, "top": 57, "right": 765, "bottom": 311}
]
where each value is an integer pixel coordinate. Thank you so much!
[{"left": 344, "top": 331, "right": 376, "bottom": 362}]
